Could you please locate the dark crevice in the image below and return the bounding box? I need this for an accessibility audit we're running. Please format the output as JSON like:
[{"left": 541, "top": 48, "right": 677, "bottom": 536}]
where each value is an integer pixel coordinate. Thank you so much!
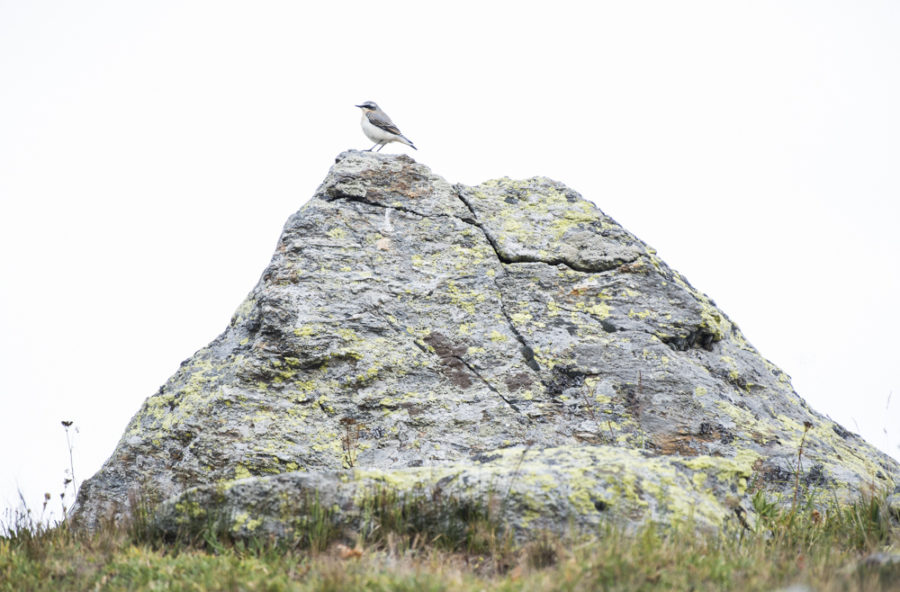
[
  {"left": 454, "top": 184, "right": 483, "bottom": 224},
  {"left": 546, "top": 365, "right": 586, "bottom": 397},
  {"left": 323, "top": 191, "right": 429, "bottom": 220},
  {"left": 362, "top": 305, "right": 433, "bottom": 359},
  {"left": 492, "top": 281, "right": 542, "bottom": 374},
  {"left": 326, "top": 188, "right": 488, "bottom": 238},
  {"left": 600, "top": 320, "right": 620, "bottom": 333},
  {"left": 454, "top": 185, "right": 623, "bottom": 274},
  {"left": 363, "top": 315, "right": 525, "bottom": 419},
  {"left": 831, "top": 423, "right": 854, "bottom": 440},
  {"left": 499, "top": 252, "right": 615, "bottom": 273},
  {"left": 333, "top": 184, "right": 614, "bottom": 274},
  {"left": 454, "top": 355, "right": 527, "bottom": 419},
  {"left": 659, "top": 329, "right": 718, "bottom": 352},
  {"left": 454, "top": 190, "right": 513, "bottom": 265},
  {"left": 452, "top": 185, "right": 547, "bottom": 377},
  {"left": 419, "top": 330, "right": 526, "bottom": 419}
]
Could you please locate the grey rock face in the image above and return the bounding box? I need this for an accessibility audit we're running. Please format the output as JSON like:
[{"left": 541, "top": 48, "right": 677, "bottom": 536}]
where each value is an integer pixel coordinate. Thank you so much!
[{"left": 72, "top": 152, "right": 899, "bottom": 537}]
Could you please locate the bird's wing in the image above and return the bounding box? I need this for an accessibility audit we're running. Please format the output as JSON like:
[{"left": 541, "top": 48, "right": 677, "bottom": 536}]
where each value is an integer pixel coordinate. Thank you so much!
[{"left": 367, "top": 111, "right": 404, "bottom": 136}]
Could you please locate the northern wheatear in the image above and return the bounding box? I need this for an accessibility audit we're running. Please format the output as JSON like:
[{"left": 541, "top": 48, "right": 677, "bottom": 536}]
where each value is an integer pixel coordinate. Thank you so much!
[{"left": 355, "top": 101, "right": 417, "bottom": 152}]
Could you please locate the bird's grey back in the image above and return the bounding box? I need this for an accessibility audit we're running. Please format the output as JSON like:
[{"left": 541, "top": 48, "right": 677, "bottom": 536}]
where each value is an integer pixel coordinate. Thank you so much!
[{"left": 368, "top": 107, "right": 401, "bottom": 135}]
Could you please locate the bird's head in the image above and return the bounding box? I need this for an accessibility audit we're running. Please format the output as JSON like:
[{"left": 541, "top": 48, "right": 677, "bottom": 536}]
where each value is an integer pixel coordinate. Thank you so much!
[{"left": 355, "top": 101, "right": 378, "bottom": 112}]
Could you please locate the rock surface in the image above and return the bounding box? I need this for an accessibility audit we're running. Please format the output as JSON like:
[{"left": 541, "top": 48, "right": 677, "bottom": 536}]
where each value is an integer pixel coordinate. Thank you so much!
[{"left": 72, "top": 151, "right": 899, "bottom": 538}]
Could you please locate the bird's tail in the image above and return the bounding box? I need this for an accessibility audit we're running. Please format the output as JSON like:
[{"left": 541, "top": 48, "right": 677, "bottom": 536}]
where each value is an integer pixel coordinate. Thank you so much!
[{"left": 400, "top": 135, "right": 417, "bottom": 150}]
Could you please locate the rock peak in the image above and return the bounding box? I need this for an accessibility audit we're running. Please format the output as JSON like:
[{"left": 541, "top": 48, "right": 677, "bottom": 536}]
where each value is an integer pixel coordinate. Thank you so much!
[{"left": 72, "top": 152, "right": 898, "bottom": 537}]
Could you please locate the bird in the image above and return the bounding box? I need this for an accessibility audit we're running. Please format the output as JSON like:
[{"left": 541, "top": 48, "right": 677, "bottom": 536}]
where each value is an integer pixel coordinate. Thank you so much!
[{"left": 355, "top": 101, "right": 417, "bottom": 152}]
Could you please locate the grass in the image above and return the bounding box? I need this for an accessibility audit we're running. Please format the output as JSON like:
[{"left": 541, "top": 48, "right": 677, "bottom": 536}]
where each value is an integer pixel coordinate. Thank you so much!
[{"left": 2, "top": 484, "right": 899, "bottom": 591}]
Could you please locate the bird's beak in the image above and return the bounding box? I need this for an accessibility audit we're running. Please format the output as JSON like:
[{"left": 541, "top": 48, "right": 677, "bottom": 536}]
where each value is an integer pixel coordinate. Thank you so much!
[{"left": 355, "top": 104, "right": 364, "bottom": 108}]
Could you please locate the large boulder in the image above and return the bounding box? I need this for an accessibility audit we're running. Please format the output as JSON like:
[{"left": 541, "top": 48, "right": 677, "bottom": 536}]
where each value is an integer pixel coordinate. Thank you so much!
[{"left": 72, "top": 151, "right": 899, "bottom": 538}]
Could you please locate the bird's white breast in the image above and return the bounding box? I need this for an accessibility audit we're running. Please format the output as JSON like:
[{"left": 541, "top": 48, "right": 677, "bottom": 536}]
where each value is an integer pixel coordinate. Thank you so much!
[{"left": 360, "top": 114, "right": 398, "bottom": 143}]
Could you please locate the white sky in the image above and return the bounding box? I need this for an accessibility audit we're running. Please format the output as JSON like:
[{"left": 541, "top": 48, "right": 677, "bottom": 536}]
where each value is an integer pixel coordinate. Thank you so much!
[{"left": 2, "top": 1, "right": 898, "bottom": 523}]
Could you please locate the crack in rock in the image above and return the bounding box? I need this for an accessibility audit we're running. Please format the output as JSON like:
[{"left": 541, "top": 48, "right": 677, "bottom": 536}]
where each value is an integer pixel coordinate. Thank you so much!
[
  {"left": 321, "top": 188, "right": 429, "bottom": 220},
  {"left": 422, "top": 331, "right": 525, "bottom": 418},
  {"left": 492, "top": 279, "right": 542, "bottom": 374},
  {"left": 455, "top": 186, "right": 600, "bottom": 273},
  {"left": 659, "top": 328, "right": 718, "bottom": 352},
  {"left": 456, "top": 356, "right": 526, "bottom": 418},
  {"left": 454, "top": 185, "right": 635, "bottom": 274},
  {"left": 326, "top": 181, "right": 554, "bottom": 382}
]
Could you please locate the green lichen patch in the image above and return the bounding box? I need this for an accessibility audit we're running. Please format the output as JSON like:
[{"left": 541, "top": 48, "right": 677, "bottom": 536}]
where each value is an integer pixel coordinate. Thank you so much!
[{"left": 154, "top": 443, "right": 779, "bottom": 545}]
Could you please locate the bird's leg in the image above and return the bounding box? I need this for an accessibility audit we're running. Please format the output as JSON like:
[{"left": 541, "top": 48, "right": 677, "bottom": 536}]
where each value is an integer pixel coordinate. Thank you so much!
[
  {"left": 367, "top": 144, "right": 378, "bottom": 152},
  {"left": 376, "top": 143, "right": 385, "bottom": 152}
]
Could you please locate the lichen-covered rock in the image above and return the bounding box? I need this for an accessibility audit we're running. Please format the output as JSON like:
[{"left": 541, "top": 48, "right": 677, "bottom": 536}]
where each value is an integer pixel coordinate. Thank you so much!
[{"left": 72, "top": 151, "right": 899, "bottom": 537}]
